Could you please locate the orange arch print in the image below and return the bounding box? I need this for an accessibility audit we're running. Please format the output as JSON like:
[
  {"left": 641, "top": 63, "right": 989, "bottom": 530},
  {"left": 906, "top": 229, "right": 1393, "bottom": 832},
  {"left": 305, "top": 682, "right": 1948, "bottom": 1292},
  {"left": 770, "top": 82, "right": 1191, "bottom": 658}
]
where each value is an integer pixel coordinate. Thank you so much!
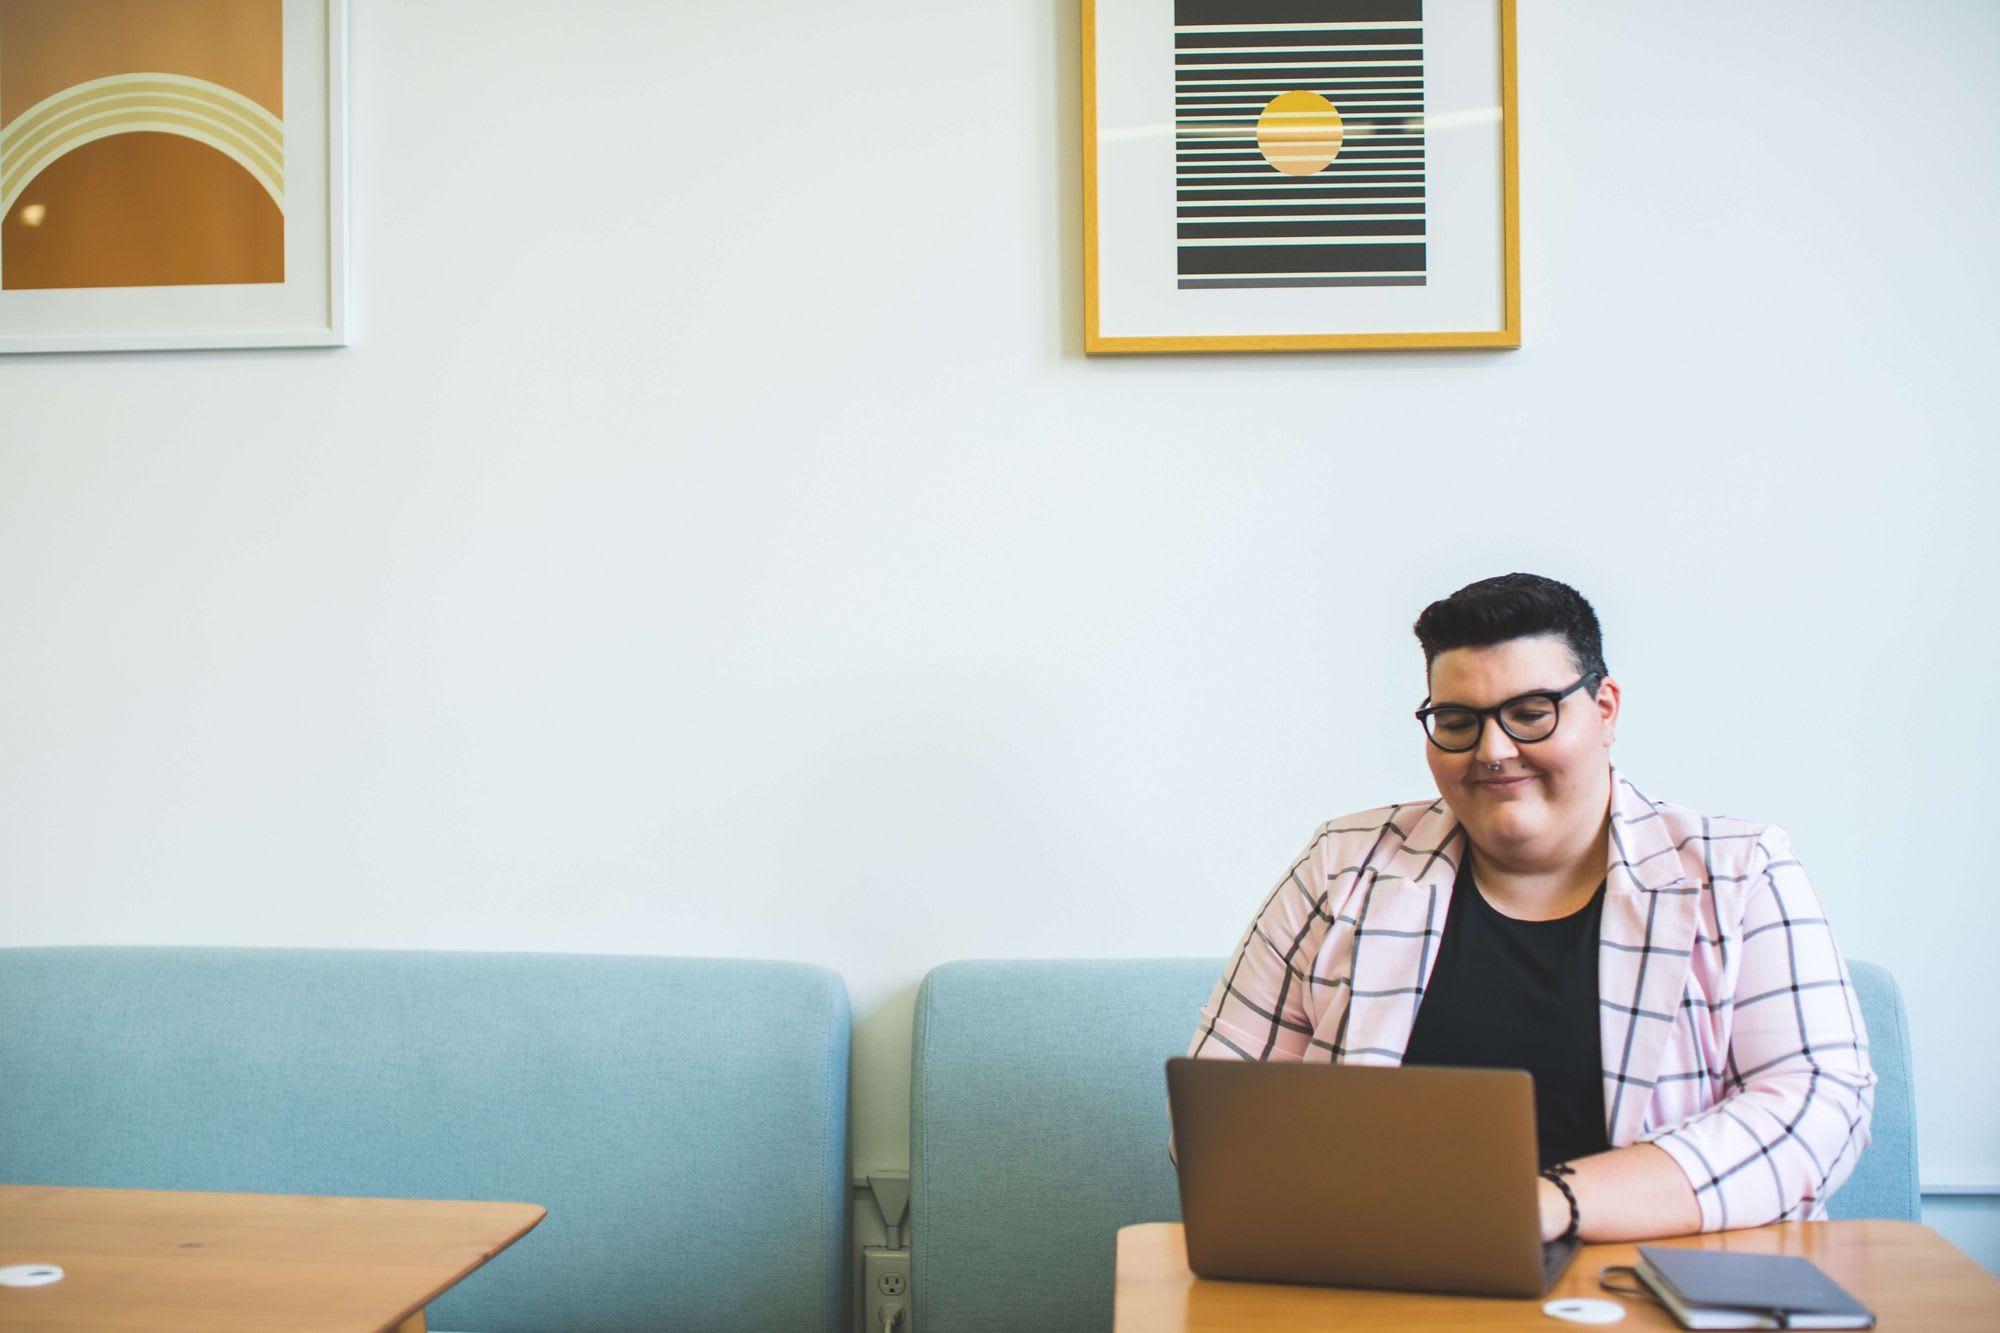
[{"left": 0, "top": 0, "right": 284, "bottom": 290}]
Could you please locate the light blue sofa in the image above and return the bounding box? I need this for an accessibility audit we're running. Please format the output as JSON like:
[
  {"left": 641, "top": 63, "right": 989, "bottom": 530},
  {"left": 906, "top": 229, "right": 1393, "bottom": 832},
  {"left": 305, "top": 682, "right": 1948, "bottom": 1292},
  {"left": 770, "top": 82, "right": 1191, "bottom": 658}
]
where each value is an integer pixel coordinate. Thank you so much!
[
  {"left": 0, "top": 947, "right": 850, "bottom": 1333},
  {"left": 909, "top": 957, "right": 1917, "bottom": 1333}
]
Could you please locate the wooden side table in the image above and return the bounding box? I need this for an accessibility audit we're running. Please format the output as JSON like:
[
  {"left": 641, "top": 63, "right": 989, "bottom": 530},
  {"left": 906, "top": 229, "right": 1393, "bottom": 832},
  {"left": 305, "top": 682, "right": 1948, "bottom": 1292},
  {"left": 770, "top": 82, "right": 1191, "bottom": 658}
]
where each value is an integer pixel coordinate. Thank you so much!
[
  {"left": 1116, "top": 1219, "right": 2000, "bottom": 1332},
  {"left": 0, "top": 1184, "right": 546, "bottom": 1332}
]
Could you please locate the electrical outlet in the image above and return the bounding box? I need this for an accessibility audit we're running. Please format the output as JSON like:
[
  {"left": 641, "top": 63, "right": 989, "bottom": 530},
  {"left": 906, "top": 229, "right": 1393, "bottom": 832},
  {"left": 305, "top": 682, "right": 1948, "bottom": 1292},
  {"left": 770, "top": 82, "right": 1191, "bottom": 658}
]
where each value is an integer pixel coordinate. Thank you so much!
[{"left": 863, "top": 1245, "right": 912, "bottom": 1332}]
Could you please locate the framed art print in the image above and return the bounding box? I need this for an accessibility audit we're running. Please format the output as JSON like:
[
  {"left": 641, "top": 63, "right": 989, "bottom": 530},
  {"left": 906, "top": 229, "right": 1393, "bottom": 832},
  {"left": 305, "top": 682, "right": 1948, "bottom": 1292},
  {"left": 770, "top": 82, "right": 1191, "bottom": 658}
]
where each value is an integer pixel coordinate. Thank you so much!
[
  {"left": 0, "top": 0, "right": 347, "bottom": 353},
  {"left": 1084, "top": 0, "right": 1517, "bottom": 353}
]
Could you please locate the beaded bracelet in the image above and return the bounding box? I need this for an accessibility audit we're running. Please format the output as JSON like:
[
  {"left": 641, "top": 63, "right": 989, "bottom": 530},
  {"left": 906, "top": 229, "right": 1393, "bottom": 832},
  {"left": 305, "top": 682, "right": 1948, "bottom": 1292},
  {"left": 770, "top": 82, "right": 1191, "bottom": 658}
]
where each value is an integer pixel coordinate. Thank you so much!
[{"left": 1539, "top": 1162, "right": 1580, "bottom": 1242}]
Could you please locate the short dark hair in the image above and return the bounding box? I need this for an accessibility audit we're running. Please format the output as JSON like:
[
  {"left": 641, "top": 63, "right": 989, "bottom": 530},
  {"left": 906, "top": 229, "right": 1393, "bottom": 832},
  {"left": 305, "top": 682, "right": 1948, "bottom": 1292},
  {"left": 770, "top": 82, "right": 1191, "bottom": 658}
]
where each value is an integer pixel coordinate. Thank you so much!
[{"left": 1412, "top": 573, "right": 1608, "bottom": 682}]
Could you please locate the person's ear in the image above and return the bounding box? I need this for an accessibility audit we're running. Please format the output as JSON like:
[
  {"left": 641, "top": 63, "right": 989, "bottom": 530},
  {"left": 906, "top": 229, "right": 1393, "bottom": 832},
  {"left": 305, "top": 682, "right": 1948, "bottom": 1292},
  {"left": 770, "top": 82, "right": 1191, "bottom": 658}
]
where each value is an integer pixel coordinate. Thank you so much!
[{"left": 1594, "top": 675, "right": 1621, "bottom": 746}]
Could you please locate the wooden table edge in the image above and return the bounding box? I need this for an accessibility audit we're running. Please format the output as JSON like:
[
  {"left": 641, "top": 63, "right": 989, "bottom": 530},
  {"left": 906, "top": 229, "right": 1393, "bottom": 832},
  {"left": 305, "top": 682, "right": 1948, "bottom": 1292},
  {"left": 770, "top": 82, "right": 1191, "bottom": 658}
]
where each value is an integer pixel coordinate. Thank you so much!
[{"left": 380, "top": 1200, "right": 547, "bottom": 1333}]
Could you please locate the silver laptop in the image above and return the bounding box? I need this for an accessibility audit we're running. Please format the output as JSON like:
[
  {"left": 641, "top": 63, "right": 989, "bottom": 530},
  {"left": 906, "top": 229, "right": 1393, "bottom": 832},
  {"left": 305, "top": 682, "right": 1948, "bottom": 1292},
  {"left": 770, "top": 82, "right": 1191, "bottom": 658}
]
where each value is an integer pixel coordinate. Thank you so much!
[{"left": 1165, "top": 1058, "right": 1580, "bottom": 1298}]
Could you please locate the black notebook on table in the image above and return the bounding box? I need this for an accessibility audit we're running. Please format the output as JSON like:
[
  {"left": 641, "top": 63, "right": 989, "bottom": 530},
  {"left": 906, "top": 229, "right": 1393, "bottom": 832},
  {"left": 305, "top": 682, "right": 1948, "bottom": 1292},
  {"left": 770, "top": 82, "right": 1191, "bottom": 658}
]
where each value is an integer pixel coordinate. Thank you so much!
[{"left": 1634, "top": 1246, "right": 1876, "bottom": 1330}]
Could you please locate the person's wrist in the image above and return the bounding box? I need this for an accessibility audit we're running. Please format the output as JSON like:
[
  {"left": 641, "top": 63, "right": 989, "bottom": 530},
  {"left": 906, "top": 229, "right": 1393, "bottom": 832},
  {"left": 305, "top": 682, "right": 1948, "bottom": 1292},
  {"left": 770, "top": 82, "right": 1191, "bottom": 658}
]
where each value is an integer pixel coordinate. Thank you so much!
[
  {"left": 1538, "top": 1164, "right": 1580, "bottom": 1242},
  {"left": 1536, "top": 1177, "right": 1566, "bottom": 1242}
]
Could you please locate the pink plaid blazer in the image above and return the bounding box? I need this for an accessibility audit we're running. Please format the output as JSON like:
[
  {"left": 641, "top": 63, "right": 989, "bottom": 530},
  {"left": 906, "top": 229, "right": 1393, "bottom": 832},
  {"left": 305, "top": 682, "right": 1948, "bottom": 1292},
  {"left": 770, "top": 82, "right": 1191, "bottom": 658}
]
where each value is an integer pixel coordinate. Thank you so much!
[{"left": 1190, "top": 772, "right": 1875, "bottom": 1230}]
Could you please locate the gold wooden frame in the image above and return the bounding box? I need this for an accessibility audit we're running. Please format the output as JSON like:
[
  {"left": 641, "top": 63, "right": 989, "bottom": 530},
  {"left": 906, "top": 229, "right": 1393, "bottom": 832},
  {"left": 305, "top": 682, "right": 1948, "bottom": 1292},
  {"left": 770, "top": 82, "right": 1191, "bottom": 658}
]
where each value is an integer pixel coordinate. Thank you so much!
[{"left": 1083, "top": 0, "right": 1519, "bottom": 354}]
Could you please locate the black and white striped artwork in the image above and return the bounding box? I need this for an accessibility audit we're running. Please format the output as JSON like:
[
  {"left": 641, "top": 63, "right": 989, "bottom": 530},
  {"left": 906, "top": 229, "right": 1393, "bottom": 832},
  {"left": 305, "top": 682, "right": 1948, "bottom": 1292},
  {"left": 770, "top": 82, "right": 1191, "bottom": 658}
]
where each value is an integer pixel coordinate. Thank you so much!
[{"left": 1175, "top": 0, "right": 1426, "bottom": 290}]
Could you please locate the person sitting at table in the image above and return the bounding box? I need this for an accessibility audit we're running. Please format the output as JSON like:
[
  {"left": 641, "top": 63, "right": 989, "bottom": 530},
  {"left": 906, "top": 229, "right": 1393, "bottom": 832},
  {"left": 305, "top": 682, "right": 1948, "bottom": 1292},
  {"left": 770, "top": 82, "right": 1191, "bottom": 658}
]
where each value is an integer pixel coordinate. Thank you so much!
[{"left": 1189, "top": 573, "right": 1875, "bottom": 1244}]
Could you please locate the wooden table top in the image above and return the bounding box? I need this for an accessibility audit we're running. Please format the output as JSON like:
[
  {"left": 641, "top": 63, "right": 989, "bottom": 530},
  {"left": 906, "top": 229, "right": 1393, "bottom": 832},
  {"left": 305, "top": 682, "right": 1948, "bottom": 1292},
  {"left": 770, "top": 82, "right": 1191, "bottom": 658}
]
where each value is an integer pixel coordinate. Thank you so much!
[
  {"left": 0, "top": 1184, "right": 546, "bottom": 1332},
  {"left": 1117, "top": 1220, "right": 2000, "bottom": 1332}
]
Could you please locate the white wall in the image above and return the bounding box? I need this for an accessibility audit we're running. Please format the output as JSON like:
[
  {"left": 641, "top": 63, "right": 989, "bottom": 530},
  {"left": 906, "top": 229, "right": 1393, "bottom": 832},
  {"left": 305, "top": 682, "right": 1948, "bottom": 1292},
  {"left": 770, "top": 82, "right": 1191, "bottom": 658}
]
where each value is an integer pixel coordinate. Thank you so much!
[{"left": 3, "top": 0, "right": 1995, "bottom": 1267}]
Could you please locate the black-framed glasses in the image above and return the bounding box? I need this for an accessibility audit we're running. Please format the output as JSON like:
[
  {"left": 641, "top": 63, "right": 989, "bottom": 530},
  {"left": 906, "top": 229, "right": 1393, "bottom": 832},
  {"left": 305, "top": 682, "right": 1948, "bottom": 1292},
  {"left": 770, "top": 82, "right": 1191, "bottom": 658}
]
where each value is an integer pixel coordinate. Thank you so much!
[{"left": 1414, "top": 672, "right": 1601, "bottom": 753}]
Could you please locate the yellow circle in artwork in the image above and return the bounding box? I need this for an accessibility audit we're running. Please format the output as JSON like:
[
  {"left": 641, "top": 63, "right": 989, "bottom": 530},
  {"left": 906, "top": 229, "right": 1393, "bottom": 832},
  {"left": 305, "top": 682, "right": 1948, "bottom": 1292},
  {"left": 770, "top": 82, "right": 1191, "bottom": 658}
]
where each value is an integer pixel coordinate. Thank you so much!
[{"left": 1256, "top": 91, "right": 1344, "bottom": 176}]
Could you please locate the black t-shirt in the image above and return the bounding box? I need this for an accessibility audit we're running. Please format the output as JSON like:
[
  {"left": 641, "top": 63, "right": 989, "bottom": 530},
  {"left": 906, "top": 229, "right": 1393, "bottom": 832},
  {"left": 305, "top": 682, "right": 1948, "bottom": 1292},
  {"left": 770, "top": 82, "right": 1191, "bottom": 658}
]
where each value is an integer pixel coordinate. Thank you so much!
[{"left": 1401, "top": 855, "right": 1612, "bottom": 1169}]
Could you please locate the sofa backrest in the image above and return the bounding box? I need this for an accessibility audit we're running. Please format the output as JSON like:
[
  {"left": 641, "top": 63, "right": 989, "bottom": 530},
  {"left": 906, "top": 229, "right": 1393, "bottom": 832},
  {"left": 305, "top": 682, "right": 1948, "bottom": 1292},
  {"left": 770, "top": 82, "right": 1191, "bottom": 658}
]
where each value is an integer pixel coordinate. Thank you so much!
[
  {"left": 910, "top": 959, "right": 1214, "bottom": 1333},
  {"left": 0, "top": 947, "right": 850, "bottom": 1333},
  {"left": 1829, "top": 959, "right": 1921, "bottom": 1221},
  {"left": 909, "top": 957, "right": 1915, "bottom": 1333}
]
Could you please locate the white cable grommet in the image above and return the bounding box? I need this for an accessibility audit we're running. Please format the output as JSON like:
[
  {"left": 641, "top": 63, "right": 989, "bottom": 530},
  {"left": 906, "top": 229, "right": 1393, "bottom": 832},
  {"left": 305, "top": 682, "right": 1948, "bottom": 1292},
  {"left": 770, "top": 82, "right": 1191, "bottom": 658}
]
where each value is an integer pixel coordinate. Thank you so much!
[
  {"left": 1542, "top": 1296, "right": 1626, "bottom": 1324},
  {"left": 0, "top": 1264, "right": 64, "bottom": 1288}
]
